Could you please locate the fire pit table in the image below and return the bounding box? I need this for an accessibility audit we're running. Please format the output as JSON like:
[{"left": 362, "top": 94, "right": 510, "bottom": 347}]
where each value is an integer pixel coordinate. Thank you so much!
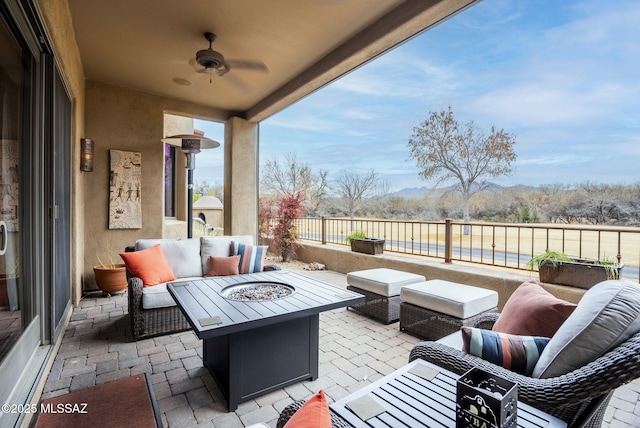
[{"left": 167, "top": 270, "right": 364, "bottom": 411}]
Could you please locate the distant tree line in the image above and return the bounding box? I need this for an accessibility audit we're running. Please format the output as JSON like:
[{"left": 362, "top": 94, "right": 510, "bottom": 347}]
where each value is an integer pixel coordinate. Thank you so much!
[
  {"left": 259, "top": 154, "right": 640, "bottom": 226},
  {"left": 336, "top": 181, "right": 640, "bottom": 227}
]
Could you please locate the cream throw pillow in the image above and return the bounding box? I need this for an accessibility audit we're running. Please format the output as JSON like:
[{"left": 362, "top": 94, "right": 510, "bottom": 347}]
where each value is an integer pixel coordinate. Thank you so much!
[{"left": 533, "top": 280, "right": 640, "bottom": 378}]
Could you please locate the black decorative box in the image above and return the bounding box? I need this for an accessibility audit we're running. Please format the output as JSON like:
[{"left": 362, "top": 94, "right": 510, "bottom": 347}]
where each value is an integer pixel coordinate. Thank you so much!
[{"left": 456, "top": 368, "right": 518, "bottom": 428}]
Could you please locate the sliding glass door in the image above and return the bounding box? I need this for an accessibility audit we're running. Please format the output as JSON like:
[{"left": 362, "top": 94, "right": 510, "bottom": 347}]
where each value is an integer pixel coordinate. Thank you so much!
[{"left": 0, "top": 1, "right": 28, "bottom": 365}]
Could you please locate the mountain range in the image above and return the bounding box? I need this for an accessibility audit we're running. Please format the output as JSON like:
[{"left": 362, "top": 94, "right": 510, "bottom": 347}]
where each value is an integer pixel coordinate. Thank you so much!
[{"left": 388, "top": 183, "right": 538, "bottom": 198}]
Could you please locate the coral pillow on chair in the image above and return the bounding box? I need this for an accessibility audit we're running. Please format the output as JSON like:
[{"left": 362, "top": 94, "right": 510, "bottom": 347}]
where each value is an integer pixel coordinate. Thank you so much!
[
  {"left": 284, "top": 390, "right": 331, "bottom": 428},
  {"left": 493, "top": 280, "right": 577, "bottom": 338},
  {"left": 120, "top": 244, "right": 176, "bottom": 286}
]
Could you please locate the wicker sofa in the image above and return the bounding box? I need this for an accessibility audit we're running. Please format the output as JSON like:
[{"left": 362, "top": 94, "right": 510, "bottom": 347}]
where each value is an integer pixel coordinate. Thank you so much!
[
  {"left": 126, "top": 235, "right": 277, "bottom": 341},
  {"left": 277, "top": 279, "right": 640, "bottom": 428}
]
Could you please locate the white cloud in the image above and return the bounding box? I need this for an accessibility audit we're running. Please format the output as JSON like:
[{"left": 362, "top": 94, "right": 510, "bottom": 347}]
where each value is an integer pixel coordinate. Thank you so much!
[{"left": 516, "top": 154, "right": 591, "bottom": 166}]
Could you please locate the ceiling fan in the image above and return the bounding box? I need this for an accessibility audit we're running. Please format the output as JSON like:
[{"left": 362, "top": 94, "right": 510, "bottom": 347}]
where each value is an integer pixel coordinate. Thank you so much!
[{"left": 190, "top": 32, "right": 267, "bottom": 84}]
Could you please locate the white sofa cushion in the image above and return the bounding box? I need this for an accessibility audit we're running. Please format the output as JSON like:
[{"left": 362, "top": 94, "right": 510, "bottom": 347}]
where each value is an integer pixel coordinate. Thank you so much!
[
  {"left": 200, "top": 235, "right": 253, "bottom": 274},
  {"left": 135, "top": 238, "right": 202, "bottom": 278},
  {"left": 532, "top": 280, "right": 640, "bottom": 378},
  {"left": 437, "top": 330, "right": 464, "bottom": 349},
  {"left": 400, "top": 280, "right": 498, "bottom": 319},
  {"left": 347, "top": 268, "right": 425, "bottom": 297},
  {"left": 141, "top": 276, "right": 203, "bottom": 309}
]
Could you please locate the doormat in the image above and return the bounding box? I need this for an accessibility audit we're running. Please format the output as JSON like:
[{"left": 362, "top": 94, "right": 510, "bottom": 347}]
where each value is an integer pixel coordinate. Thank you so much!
[{"left": 35, "top": 373, "right": 161, "bottom": 428}]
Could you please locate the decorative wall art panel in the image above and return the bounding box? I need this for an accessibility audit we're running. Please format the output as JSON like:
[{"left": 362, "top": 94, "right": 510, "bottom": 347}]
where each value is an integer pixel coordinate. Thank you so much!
[{"left": 109, "top": 150, "right": 141, "bottom": 229}]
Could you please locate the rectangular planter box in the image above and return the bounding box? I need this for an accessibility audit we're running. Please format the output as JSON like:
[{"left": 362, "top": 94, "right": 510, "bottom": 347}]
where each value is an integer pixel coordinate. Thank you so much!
[
  {"left": 538, "top": 259, "right": 623, "bottom": 289},
  {"left": 350, "top": 238, "right": 384, "bottom": 255}
]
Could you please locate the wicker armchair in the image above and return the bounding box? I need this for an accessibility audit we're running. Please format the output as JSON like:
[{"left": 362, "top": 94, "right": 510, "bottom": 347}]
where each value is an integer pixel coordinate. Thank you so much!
[{"left": 409, "top": 312, "right": 640, "bottom": 428}]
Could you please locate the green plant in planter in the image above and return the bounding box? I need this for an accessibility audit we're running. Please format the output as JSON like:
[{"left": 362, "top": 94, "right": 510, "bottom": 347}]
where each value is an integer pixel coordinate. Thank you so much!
[
  {"left": 527, "top": 250, "right": 621, "bottom": 281},
  {"left": 346, "top": 231, "right": 384, "bottom": 255},
  {"left": 345, "top": 230, "right": 367, "bottom": 244},
  {"left": 588, "top": 255, "right": 621, "bottom": 280},
  {"left": 526, "top": 250, "right": 573, "bottom": 271}
]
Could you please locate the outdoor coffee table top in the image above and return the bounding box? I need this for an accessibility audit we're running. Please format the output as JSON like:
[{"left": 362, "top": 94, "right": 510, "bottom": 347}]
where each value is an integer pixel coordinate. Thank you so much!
[
  {"left": 331, "top": 359, "right": 567, "bottom": 428},
  {"left": 168, "top": 270, "right": 364, "bottom": 339}
]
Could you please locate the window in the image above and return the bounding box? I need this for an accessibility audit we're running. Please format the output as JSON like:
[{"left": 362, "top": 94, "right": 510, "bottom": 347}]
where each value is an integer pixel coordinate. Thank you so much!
[{"left": 164, "top": 144, "right": 176, "bottom": 217}]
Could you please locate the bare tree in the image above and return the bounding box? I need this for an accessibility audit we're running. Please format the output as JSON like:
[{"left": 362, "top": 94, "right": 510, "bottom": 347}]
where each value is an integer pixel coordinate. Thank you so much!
[
  {"left": 260, "top": 153, "right": 328, "bottom": 214},
  {"left": 334, "top": 169, "right": 384, "bottom": 229},
  {"left": 408, "top": 106, "right": 517, "bottom": 233},
  {"left": 194, "top": 180, "right": 224, "bottom": 200}
]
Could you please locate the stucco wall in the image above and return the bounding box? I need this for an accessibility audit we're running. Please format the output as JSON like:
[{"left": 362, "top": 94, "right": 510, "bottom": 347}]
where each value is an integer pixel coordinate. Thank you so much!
[
  {"left": 82, "top": 81, "right": 226, "bottom": 291},
  {"left": 296, "top": 242, "right": 586, "bottom": 309},
  {"left": 36, "top": 0, "right": 86, "bottom": 304}
]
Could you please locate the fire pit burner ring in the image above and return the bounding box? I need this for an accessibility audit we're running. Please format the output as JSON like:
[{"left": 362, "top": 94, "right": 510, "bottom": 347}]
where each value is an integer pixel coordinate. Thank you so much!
[{"left": 220, "top": 281, "right": 295, "bottom": 301}]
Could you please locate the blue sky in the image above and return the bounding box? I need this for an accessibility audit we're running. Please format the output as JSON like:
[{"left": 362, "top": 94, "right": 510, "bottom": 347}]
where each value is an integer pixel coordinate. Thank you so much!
[{"left": 194, "top": 0, "right": 640, "bottom": 192}]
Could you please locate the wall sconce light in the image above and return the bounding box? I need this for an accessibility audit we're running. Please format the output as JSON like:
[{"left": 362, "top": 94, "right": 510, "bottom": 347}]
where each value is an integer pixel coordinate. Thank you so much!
[{"left": 80, "top": 138, "right": 94, "bottom": 172}]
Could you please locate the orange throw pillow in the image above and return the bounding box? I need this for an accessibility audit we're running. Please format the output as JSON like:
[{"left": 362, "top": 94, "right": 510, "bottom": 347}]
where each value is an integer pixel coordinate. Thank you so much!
[
  {"left": 284, "top": 390, "right": 331, "bottom": 428},
  {"left": 493, "top": 280, "right": 577, "bottom": 337},
  {"left": 119, "top": 244, "right": 176, "bottom": 287},
  {"left": 206, "top": 255, "right": 240, "bottom": 276}
]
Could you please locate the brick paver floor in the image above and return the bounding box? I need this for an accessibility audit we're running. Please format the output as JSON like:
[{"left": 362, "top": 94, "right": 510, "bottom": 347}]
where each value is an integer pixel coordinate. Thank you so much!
[{"left": 40, "top": 269, "right": 640, "bottom": 427}]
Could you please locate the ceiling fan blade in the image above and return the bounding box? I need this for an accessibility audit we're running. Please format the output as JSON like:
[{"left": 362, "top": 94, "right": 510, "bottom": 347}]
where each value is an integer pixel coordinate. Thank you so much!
[
  {"left": 225, "top": 59, "right": 268, "bottom": 73},
  {"left": 222, "top": 73, "right": 251, "bottom": 92}
]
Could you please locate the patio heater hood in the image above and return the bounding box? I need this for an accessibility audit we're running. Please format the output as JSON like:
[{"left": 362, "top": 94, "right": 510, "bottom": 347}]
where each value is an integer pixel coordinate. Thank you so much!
[{"left": 162, "top": 134, "right": 220, "bottom": 170}]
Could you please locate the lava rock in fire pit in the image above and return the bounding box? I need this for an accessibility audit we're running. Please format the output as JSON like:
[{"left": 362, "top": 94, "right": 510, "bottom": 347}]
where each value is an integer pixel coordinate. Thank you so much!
[{"left": 222, "top": 282, "right": 294, "bottom": 301}]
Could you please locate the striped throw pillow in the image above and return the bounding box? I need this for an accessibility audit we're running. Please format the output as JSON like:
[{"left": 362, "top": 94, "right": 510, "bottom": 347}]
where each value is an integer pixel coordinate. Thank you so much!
[
  {"left": 234, "top": 242, "right": 267, "bottom": 274},
  {"left": 461, "top": 327, "right": 550, "bottom": 376}
]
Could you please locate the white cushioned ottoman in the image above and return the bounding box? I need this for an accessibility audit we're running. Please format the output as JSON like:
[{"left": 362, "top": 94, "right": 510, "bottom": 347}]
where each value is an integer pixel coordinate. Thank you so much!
[
  {"left": 399, "top": 279, "right": 498, "bottom": 340},
  {"left": 347, "top": 268, "right": 425, "bottom": 324}
]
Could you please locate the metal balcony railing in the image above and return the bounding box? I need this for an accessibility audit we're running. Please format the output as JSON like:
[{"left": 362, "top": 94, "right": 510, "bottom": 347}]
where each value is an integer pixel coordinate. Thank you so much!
[{"left": 271, "top": 217, "right": 640, "bottom": 281}]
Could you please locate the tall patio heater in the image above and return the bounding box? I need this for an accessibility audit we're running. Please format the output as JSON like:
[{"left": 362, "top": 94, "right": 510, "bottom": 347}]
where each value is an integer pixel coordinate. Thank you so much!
[{"left": 162, "top": 134, "right": 220, "bottom": 238}]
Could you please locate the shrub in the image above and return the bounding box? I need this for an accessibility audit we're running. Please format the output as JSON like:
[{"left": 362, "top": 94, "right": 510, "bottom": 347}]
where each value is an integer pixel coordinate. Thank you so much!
[{"left": 272, "top": 192, "right": 306, "bottom": 262}]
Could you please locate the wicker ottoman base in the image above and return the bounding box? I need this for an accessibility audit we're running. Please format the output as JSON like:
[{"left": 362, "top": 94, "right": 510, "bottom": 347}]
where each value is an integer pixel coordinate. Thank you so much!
[
  {"left": 399, "top": 302, "right": 496, "bottom": 340},
  {"left": 347, "top": 285, "right": 401, "bottom": 324}
]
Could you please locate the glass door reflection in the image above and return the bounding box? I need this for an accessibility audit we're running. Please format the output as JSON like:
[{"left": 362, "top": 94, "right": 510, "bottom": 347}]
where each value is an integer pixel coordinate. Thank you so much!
[{"left": 0, "top": 14, "right": 23, "bottom": 363}]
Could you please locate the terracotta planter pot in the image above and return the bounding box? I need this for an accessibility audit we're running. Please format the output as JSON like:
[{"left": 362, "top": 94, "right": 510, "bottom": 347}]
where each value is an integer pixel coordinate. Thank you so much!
[{"left": 93, "top": 264, "right": 127, "bottom": 295}]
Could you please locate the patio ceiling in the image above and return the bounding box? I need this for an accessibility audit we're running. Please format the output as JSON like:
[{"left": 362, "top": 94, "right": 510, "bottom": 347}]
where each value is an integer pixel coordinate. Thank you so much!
[{"left": 66, "top": 0, "right": 478, "bottom": 122}]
